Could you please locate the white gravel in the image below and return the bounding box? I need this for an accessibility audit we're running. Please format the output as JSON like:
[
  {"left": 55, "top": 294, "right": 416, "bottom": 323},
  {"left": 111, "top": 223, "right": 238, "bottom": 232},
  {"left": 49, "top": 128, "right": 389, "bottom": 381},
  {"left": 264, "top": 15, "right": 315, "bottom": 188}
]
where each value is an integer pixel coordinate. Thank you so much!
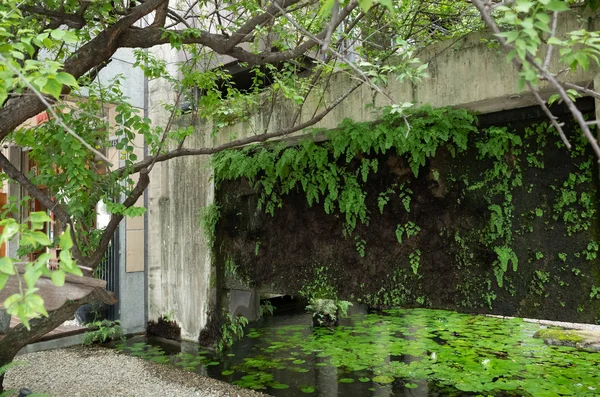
[{"left": 3, "top": 347, "right": 269, "bottom": 397}]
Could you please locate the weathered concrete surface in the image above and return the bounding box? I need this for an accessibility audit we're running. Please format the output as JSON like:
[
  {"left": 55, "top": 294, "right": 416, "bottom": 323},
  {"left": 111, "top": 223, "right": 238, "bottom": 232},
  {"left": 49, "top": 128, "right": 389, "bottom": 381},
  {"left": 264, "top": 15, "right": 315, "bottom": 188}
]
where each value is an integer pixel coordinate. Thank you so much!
[
  {"left": 228, "top": 290, "right": 260, "bottom": 322},
  {"left": 147, "top": 9, "right": 600, "bottom": 339}
]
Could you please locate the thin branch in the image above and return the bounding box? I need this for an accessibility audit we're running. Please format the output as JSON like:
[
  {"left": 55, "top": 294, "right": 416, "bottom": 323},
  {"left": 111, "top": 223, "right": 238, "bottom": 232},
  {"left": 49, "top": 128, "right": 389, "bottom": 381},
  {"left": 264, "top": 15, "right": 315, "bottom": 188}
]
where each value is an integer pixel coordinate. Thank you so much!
[
  {"left": 561, "top": 81, "right": 600, "bottom": 101},
  {"left": 272, "top": 1, "right": 391, "bottom": 101},
  {"left": 543, "top": 11, "right": 558, "bottom": 70},
  {"left": 321, "top": 0, "right": 339, "bottom": 52},
  {"left": 0, "top": 152, "right": 88, "bottom": 272},
  {"left": 527, "top": 80, "right": 570, "bottom": 149},
  {"left": 114, "top": 81, "right": 363, "bottom": 176},
  {"left": 223, "top": 0, "right": 304, "bottom": 51},
  {"left": 0, "top": 54, "right": 110, "bottom": 163},
  {"left": 470, "top": 0, "right": 600, "bottom": 159}
]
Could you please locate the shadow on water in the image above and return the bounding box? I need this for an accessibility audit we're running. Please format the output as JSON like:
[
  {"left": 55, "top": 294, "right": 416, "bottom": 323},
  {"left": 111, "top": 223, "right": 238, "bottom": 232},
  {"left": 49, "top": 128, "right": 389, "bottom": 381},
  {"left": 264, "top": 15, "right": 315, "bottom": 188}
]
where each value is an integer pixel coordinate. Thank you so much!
[{"left": 107, "top": 306, "right": 600, "bottom": 397}]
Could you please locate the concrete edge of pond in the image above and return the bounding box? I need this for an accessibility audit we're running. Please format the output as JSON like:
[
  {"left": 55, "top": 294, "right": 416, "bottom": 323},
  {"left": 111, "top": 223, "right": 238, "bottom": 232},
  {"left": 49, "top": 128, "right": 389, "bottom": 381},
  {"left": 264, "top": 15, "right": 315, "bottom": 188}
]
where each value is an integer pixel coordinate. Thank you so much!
[
  {"left": 486, "top": 314, "right": 600, "bottom": 331},
  {"left": 487, "top": 314, "right": 600, "bottom": 350}
]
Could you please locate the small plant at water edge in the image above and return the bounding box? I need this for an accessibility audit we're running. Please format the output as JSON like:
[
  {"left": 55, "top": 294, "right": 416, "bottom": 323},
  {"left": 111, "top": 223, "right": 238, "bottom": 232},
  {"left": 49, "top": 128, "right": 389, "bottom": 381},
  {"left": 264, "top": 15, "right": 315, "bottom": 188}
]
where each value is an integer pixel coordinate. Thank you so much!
[
  {"left": 216, "top": 313, "right": 248, "bottom": 353},
  {"left": 83, "top": 320, "right": 124, "bottom": 345},
  {"left": 306, "top": 298, "right": 352, "bottom": 327},
  {"left": 259, "top": 300, "right": 276, "bottom": 317}
]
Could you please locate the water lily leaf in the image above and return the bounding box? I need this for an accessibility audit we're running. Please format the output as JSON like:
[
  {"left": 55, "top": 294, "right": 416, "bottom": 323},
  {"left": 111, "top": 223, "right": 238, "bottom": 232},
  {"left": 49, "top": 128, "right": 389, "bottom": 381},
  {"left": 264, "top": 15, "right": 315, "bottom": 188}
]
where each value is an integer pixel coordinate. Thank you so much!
[{"left": 300, "top": 386, "right": 315, "bottom": 393}]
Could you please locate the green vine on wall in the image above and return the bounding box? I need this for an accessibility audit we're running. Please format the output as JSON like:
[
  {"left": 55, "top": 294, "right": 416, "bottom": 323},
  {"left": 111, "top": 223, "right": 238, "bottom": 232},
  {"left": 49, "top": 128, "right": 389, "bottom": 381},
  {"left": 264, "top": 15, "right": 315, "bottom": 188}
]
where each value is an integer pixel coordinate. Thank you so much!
[
  {"left": 212, "top": 104, "right": 600, "bottom": 315},
  {"left": 213, "top": 105, "right": 477, "bottom": 239}
]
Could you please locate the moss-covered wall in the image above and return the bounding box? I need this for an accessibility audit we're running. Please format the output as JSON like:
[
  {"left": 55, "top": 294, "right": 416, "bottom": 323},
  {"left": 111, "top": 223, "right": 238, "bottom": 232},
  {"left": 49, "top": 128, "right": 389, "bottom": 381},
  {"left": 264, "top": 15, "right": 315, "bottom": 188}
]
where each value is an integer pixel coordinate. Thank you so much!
[{"left": 213, "top": 101, "right": 600, "bottom": 323}]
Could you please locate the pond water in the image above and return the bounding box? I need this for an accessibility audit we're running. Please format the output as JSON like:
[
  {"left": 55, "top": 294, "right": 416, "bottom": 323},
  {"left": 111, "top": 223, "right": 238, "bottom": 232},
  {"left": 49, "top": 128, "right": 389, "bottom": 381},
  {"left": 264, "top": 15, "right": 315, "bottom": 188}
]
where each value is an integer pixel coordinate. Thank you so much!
[{"left": 111, "top": 308, "right": 600, "bottom": 396}]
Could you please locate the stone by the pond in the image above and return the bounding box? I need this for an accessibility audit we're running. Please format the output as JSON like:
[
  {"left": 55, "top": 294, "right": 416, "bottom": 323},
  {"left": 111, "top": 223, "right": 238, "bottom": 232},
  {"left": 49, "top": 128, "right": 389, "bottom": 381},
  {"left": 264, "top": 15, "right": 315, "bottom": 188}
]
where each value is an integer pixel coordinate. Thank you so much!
[{"left": 533, "top": 327, "right": 600, "bottom": 350}]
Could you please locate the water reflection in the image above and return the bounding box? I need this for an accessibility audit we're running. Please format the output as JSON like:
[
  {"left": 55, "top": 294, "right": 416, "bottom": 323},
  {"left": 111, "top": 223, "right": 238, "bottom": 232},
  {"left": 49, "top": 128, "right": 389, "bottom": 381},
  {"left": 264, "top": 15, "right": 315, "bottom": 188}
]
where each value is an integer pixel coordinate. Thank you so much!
[{"left": 112, "top": 308, "right": 600, "bottom": 397}]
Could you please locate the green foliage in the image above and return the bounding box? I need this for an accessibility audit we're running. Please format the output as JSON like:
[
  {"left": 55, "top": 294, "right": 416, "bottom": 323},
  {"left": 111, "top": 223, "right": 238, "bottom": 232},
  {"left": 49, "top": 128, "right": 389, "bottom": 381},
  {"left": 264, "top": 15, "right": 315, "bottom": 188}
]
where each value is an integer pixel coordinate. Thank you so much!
[
  {"left": 83, "top": 320, "right": 123, "bottom": 345},
  {"left": 162, "top": 310, "right": 175, "bottom": 323},
  {"left": 213, "top": 106, "right": 476, "bottom": 239},
  {"left": 409, "top": 249, "right": 421, "bottom": 275},
  {"left": 199, "top": 203, "right": 220, "bottom": 249},
  {"left": 305, "top": 298, "right": 352, "bottom": 326},
  {"left": 258, "top": 300, "right": 276, "bottom": 317},
  {"left": 395, "top": 221, "right": 420, "bottom": 244},
  {"left": 298, "top": 266, "right": 339, "bottom": 302},
  {"left": 552, "top": 164, "right": 595, "bottom": 236},
  {"left": 0, "top": 213, "right": 80, "bottom": 328},
  {"left": 216, "top": 314, "right": 248, "bottom": 353}
]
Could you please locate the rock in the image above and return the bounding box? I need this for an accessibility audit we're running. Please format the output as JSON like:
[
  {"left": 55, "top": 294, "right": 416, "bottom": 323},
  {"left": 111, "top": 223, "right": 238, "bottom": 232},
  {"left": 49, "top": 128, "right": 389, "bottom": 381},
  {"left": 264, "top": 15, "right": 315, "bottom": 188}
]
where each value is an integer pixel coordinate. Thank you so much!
[{"left": 533, "top": 328, "right": 600, "bottom": 350}]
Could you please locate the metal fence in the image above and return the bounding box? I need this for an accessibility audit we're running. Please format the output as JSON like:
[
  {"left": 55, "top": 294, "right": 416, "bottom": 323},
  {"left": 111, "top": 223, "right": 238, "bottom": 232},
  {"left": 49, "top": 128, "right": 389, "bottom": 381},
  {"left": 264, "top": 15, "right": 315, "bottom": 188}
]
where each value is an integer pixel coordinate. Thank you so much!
[{"left": 96, "top": 231, "right": 119, "bottom": 321}]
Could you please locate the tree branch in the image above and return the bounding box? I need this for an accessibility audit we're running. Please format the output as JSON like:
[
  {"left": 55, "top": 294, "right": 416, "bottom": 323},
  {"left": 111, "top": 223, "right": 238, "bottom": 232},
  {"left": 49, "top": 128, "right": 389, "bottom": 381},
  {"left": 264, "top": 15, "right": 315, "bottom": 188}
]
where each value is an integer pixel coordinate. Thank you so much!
[
  {"left": 0, "top": 152, "right": 88, "bottom": 271},
  {"left": 114, "top": 81, "right": 363, "bottom": 176},
  {"left": 87, "top": 168, "right": 150, "bottom": 267},
  {"left": 471, "top": 0, "right": 600, "bottom": 159},
  {"left": 0, "top": 0, "right": 166, "bottom": 141},
  {"left": 223, "top": 0, "right": 304, "bottom": 51}
]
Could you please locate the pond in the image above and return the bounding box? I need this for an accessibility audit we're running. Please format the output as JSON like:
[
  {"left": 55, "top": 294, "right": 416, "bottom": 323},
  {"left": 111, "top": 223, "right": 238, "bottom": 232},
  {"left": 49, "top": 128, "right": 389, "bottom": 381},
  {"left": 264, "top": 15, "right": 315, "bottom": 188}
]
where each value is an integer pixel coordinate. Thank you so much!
[{"left": 111, "top": 308, "right": 600, "bottom": 396}]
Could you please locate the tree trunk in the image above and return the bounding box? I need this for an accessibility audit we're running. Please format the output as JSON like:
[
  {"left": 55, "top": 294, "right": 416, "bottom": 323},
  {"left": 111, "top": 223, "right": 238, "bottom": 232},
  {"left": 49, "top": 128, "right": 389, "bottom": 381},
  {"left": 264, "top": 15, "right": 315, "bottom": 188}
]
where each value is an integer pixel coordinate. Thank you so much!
[{"left": 0, "top": 289, "right": 114, "bottom": 392}]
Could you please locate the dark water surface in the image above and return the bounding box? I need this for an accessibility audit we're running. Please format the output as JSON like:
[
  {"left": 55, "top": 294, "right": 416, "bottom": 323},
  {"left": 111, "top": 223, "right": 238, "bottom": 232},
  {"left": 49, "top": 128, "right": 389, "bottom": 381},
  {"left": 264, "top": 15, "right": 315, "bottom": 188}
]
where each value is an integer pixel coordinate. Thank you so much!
[{"left": 110, "top": 308, "right": 600, "bottom": 396}]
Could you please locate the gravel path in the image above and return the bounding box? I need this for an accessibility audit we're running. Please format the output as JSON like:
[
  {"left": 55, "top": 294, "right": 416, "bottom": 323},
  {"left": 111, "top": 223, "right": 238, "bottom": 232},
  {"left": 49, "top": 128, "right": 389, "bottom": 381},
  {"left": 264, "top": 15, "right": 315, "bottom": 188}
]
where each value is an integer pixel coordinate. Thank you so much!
[{"left": 3, "top": 347, "right": 269, "bottom": 397}]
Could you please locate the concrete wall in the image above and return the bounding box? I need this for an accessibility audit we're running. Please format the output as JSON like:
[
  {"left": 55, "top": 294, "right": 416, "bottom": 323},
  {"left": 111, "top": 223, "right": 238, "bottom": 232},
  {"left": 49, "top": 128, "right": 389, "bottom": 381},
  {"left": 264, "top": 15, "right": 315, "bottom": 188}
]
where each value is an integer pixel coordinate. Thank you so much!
[
  {"left": 146, "top": 9, "right": 600, "bottom": 340},
  {"left": 146, "top": 45, "right": 216, "bottom": 340}
]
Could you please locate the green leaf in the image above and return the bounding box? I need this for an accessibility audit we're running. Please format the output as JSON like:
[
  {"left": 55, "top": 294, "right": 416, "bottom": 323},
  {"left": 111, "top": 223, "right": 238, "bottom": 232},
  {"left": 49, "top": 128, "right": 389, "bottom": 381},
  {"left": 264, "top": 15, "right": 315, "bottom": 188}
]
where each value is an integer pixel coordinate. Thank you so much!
[
  {"left": 378, "top": 0, "right": 393, "bottom": 11},
  {"left": 546, "top": 0, "right": 570, "bottom": 11},
  {"left": 319, "top": 0, "right": 336, "bottom": 17},
  {"left": 357, "top": 0, "right": 375, "bottom": 11},
  {"left": 51, "top": 270, "right": 65, "bottom": 287},
  {"left": 42, "top": 77, "right": 63, "bottom": 99},
  {"left": 0, "top": 257, "right": 15, "bottom": 275},
  {"left": 0, "top": 220, "right": 19, "bottom": 243},
  {"left": 548, "top": 93, "right": 560, "bottom": 105},
  {"left": 515, "top": 1, "right": 534, "bottom": 13},
  {"left": 25, "top": 293, "right": 48, "bottom": 317},
  {"left": 50, "top": 29, "right": 66, "bottom": 40},
  {"left": 23, "top": 268, "right": 41, "bottom": 289},
  {"left": 59, "top": 225, "right": 73, "bottom": 250},
  {"left": 0, "top": 273, "right": 9, "bottom": 290},
  {"left": 29, "top": 211, "right": 51, "bottom": 230},
  {"left": 575, "top": 52, "right": 590, "bottom": 71},
  {"left": 497, "top": 31, "right": 520, "bottom": 44},
  {"left": 30, "top": 231, "right": 51, "bottom": 247},
  {"left": 55, "top": 72, "right": 78, "bottom": 88}
]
